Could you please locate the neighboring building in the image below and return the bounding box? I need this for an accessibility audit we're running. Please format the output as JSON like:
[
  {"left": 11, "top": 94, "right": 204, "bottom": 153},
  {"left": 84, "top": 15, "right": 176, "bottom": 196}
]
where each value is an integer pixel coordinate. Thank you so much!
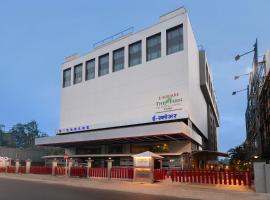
[
  {"left": 245, "top": 49, "right": 270, "bottom": 161},
  {"left": 36, "top": 7, "right": 219, "bottom": 168}
]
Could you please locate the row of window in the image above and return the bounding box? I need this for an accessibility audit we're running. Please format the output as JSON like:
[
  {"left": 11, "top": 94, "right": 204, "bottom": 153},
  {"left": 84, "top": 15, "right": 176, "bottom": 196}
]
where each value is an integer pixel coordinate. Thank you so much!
[{"left": 63, "top": 24, "right": 183, "bottom": 88}]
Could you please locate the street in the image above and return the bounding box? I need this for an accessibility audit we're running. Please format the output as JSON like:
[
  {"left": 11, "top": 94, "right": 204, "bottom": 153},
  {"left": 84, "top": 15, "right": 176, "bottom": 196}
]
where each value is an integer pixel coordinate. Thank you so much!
[{"left": 0, "top": 178, "right": 195, "bottom": 200}]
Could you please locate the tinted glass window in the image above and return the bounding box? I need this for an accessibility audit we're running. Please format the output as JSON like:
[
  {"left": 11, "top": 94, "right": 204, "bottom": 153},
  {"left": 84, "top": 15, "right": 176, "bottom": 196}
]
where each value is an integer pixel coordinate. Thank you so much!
[
  {"left": 166, "top": 25, "right": 183, "bottom": 55},
  {"left": 86, "top": 59, "right": 95, "bottom": 80},
  {"left": 146, "top": 33, "right": 161, "bottom": 61},
  {"left": 63, "top": 68, "right": 71, "bottom": 88},
  {"left": 113, "top": 48, "right": 124, "bottom": 72},
  {"left": 98, "top": 54, "right": 109, "bottom": 77},
  {"left": 129, "top": 41, "right": 142, "bottom": 67},
  {"left": 73, "top": 64, "right": 83, "bottom": 84}
]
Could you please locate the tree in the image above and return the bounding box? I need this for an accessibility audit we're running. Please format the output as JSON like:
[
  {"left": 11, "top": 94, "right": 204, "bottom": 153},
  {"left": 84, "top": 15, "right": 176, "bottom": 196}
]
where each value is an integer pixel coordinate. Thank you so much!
[
  {"left": 9, "top": 121, "right": 48, "bottom": 148},
  {"left": 228, "top": 144, "right": 249, "bottom": 170}
]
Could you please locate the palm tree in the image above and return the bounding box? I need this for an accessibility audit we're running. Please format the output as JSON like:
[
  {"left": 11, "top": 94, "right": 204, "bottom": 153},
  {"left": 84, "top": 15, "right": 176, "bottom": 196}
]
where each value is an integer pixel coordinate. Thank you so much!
[{"left": 228, "top": 144, "right": 247, "bottom": 170}]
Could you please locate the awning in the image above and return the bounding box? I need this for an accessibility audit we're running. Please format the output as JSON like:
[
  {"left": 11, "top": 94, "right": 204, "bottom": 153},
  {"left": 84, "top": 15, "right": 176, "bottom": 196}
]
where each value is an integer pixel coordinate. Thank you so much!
[
  {"left": 36, "top": 121, "right": 202, "bottom": 146},
  {"left": 132, "top": 151, "right": 164, "bottom": 159}
]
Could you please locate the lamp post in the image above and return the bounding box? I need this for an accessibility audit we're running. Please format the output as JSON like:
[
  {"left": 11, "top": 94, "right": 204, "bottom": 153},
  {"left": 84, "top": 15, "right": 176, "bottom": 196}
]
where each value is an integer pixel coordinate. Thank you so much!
[
  {"left": 234, "top": 39, "right": 258, "bottom": 65},
  {"left": 232, "top": 88, "right": 247, "bottom": 96},
  {"left": 234, "top": 72, "right": 251, "bottom": 80}
]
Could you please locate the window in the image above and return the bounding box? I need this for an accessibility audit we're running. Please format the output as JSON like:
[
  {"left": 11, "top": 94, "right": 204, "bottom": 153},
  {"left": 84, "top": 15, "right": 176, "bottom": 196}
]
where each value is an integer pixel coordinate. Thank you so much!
[
  {"left": 113, "top": 47, "right": 124, "bottom": 72},
  {"left": 73, "top": 64, "right": 83, "bottom": 84},
  {"left": 63, "top": 68, "right": 71, "bottom": 88},
  {"left": 129, "top": 41, "right": 142, "bottom": 67},
  {"left": 85, "top": 59, "right": 95, "bottom": 81},
  {"left": 98, "top": 53, "right": 109, "bottom": 77},
  {"left": 146, "top": 33, "right": 161, "bottom": 61},
  {"left": 166, "top": 24, "right": 183, "bottom": 55}
]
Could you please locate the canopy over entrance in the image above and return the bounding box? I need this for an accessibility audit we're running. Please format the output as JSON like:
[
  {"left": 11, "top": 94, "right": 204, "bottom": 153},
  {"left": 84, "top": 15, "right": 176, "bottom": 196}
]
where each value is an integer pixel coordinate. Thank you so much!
[{"left": 132, "top": 151, "right": 164, "bottom": 159}]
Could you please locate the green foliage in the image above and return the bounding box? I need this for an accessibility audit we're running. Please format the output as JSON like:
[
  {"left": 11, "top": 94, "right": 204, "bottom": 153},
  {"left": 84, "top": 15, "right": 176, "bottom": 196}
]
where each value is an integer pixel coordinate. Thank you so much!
[
  {"left": 0, "top": 121, "right": 48, "bottom": 148},
  {"left": 228, "top": 145, "right": 250, "bottom": 170}
]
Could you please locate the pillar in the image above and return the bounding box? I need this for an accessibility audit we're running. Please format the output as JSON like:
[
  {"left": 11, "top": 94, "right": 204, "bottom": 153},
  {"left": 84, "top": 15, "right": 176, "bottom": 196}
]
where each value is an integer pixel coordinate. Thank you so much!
[
  {"left": 15, "top": 159, "right": 20, "bottom": 174},
  {"left": 25, "top": 159, "right": 31, "bottom": 174},
  {"left": 87, "top": 158, "right": 94, "bottom": 178},
  {"left": 159, "top": 159, "right": 163, "bottom": 169},
  {"left": 106, "top": 158, "right": 114, "bottom": 180},
  {"left": 68, "top": 159, "right": 73, "bottom": 177},
  {"left": 52, "top": 159, "right": 58, "bottom": 176}
]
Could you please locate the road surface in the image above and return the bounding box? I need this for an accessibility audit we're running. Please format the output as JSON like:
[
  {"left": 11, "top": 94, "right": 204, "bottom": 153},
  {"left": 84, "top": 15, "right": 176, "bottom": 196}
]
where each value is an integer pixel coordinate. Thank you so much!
[{"left": 0, "top": 177, "right": 196, "bottom": 200}]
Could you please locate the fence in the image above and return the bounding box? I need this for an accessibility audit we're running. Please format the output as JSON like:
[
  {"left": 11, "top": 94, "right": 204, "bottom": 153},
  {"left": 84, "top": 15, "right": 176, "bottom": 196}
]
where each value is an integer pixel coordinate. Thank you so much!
[
  {"left": 154, "top": 169, "right": 167, "bottom": 181},
  {"left": 70, "top": 167, "right": 87, "bottom": 177},
  {"left": 6, "top": 166, "right": 16, "bottom": 173},
  {"left": 0, "top": 164, "right": 253, "bottom": 187},
  {"left": 89, "top": 167, "right": 108, "bottom": 178},
  {"left": 170, "top": 170, "right": 252, "bottom": 186},
  {"left": 111, "top": 167, "right": 133, "bottom": 179},
  {"left": 19, "top": 166, "right": 26, "bottom": 174},
  {"left": 55, "top": 166, "right": 66, "bottom": 176},
  {"left": 0, "top": 167, "right": 6, "bottom": 173},
  {"left": 30, "top": 166, "right": 52, "bottom": 175}
]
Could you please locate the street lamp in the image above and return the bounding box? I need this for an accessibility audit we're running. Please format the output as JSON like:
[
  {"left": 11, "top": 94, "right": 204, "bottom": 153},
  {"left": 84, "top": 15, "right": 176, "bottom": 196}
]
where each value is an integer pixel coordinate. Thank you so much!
[
  {"left": 232, "top": 88, "right": 247, "bottom": 95},
  {"left": 234, "top": 72, "right": 251, "bottom": 80},
  {"left": 234, "top": 39, "right": 257, "bottom": 62}
]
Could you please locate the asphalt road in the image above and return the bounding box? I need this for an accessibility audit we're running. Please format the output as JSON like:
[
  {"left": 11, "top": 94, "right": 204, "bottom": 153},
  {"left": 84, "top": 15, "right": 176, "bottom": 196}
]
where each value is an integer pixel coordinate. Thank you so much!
[{"left": 0, "top": 178, "right": 196, "bottom": 200}]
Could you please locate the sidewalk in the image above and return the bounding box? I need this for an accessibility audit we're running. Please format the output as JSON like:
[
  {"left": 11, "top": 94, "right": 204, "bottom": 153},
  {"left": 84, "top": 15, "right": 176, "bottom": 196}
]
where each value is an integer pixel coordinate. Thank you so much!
[{"left": 0, "top": 173, "right": 269, "bottom": 200}]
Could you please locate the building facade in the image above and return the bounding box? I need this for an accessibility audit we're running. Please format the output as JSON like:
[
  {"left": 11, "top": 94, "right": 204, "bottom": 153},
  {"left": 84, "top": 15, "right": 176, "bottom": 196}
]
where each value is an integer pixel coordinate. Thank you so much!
[
  {"left": 36, "top": 7, "right": 219, "bottom": 168},
  {"left": 245, "top": 49, "right": 270, "bottom": 161}
]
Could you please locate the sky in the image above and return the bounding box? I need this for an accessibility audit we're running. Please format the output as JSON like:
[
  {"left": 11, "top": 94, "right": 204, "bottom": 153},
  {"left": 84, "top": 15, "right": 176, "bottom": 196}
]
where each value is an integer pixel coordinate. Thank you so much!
[{"left": 0, "top": 0, "right": 269, "bottom": 152}]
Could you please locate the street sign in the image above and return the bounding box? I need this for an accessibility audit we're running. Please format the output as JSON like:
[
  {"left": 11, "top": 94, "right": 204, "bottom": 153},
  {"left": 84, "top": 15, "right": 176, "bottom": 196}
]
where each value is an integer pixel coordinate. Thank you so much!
[{"left": 64, "top": 154, "right": 69, "bottom": 160}]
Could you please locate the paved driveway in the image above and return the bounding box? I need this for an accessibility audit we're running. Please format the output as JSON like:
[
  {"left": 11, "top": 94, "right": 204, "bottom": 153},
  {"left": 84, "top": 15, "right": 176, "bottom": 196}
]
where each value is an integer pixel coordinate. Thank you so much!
[{"left": 0, "top": 178, "right": 195, "bottom": 200}]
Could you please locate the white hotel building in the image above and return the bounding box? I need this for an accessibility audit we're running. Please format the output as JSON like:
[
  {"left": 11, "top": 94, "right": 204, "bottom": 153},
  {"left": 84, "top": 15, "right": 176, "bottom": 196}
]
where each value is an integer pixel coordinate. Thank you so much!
[{"left": 36, "top": 7, "right": 220, "bottom": 168}]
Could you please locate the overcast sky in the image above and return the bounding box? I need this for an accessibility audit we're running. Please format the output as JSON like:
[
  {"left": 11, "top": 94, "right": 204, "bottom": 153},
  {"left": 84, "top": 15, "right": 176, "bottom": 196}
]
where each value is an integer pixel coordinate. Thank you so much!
[{"left": 0, "top": 0, "right": 269, "bottom": 152}]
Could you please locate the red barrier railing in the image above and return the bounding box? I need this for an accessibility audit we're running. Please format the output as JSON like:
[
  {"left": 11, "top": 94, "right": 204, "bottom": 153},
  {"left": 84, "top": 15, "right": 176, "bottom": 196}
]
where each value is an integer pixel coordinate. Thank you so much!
[
  {"left": 154, "top": 169, "right": 166, "bottom": 181},
  {"left": 171, "top": 170, "right": 252, "bottom": 186},
  {"left": 0, "top": 167, "right": 5, "bottom": 173},
  {"left": 30, "top": 166, "right": 52, "bottom": 174},
  {"left": 55, "top": 166, "right": 66, "bottom": 176},
  {"left": 111, "top": 167, "right": 133, "bottom": 179},
  {"left": 89, "top": 168, "right": 107, "bottom": 178},
  {"left": 6, "top": 166, "right": 16, "bottom": 173},
  {"left": 70, "top": 167, "right": 87, "bottom": 177},
  {"left": 19, "top": 166, "right": 26, "bottom": 174}
]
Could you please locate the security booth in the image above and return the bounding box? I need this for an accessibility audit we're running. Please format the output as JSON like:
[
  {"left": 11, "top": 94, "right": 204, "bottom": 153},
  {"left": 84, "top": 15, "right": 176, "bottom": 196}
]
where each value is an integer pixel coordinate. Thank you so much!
[{"left": 132, "top": 151, "right": 163, "bottom": 183}]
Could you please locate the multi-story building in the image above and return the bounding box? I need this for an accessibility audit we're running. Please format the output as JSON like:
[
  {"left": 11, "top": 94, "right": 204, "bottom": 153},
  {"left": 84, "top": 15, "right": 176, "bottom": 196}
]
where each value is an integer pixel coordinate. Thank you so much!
[
  {"left": 245, "top": 49, "right": 270, "bottom": 161},
  {"left": 36, "top": 7, "right": 219, "bottom": 168}
]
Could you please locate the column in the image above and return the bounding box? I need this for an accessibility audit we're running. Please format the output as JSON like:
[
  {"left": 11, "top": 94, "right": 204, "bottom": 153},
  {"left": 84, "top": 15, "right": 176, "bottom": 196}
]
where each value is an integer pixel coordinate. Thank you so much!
[
  {"left": 52, "top": 159, "right": 58, "bottom": 176},
  {"left": 25, "top": 159, "right": 31, "bottom": 174},
  {"left": 15, "top": 159, "right": 20, "bottom": 174},
  {"left": 68, "top": 159, "right": 73, "bottom": 177},
  {"left": 87, "top": 158, "right": 94, "bottom": 178},
  {"left": 106, "top": 158, "right": 114, "bottom": 180}
]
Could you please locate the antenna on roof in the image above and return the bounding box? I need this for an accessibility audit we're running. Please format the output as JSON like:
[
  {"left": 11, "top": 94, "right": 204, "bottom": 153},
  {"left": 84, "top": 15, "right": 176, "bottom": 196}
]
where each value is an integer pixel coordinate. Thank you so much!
[{"left": 93, "top": 27, "right": 134, "bottom": 48}]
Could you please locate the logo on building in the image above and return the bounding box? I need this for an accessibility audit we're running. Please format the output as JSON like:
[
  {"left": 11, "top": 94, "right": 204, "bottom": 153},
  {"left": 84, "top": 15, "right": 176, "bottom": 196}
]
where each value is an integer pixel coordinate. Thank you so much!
[{"left": 155, "top": 92, "right": 183, "bottom": 113}]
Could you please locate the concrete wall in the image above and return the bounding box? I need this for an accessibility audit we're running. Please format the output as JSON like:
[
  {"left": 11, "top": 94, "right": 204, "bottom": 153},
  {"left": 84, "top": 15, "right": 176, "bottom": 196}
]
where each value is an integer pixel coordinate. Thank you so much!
[
  {"left": 0, "top": 147, "right": 47, "bottom": 162},
  {"left": 254, "top": 162, "right": 270, "bottom": 193}
]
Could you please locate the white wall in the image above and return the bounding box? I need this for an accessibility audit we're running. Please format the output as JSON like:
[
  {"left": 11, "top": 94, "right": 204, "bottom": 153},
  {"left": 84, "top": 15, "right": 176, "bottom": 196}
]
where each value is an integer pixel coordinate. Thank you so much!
[
  {"left": 186, "top": 16, "right": 208, "bottom": 138},
  {"left": 60, "top": 9, "right": 209, "bottom": 139}
]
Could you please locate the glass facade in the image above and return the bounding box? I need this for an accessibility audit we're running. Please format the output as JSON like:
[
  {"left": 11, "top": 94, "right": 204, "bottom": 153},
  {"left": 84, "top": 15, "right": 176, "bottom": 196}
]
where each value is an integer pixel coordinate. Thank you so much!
[
  {"left": 63, "top": 68, "right": 71, "bottom": 88},
  {"left": 73, "top": 64, "right": 83, "bottom": 84},
  {"left": 85, "top": 59, "right": 95, "bottom": 80},
  {"left": 113, "top": 47, "right": 124, "bottom": 72},
  {"left": 129, "top": 41, "right": 142, "bottom": 67},
  {"left": 98, "top": 53, "right": 109, "bottom": 77},
  {"left": 166, "top": 25, "right": 183, "bottom": 55},
  {"left": 146, "top": 33, "right": 161, "bottom": 61}
]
